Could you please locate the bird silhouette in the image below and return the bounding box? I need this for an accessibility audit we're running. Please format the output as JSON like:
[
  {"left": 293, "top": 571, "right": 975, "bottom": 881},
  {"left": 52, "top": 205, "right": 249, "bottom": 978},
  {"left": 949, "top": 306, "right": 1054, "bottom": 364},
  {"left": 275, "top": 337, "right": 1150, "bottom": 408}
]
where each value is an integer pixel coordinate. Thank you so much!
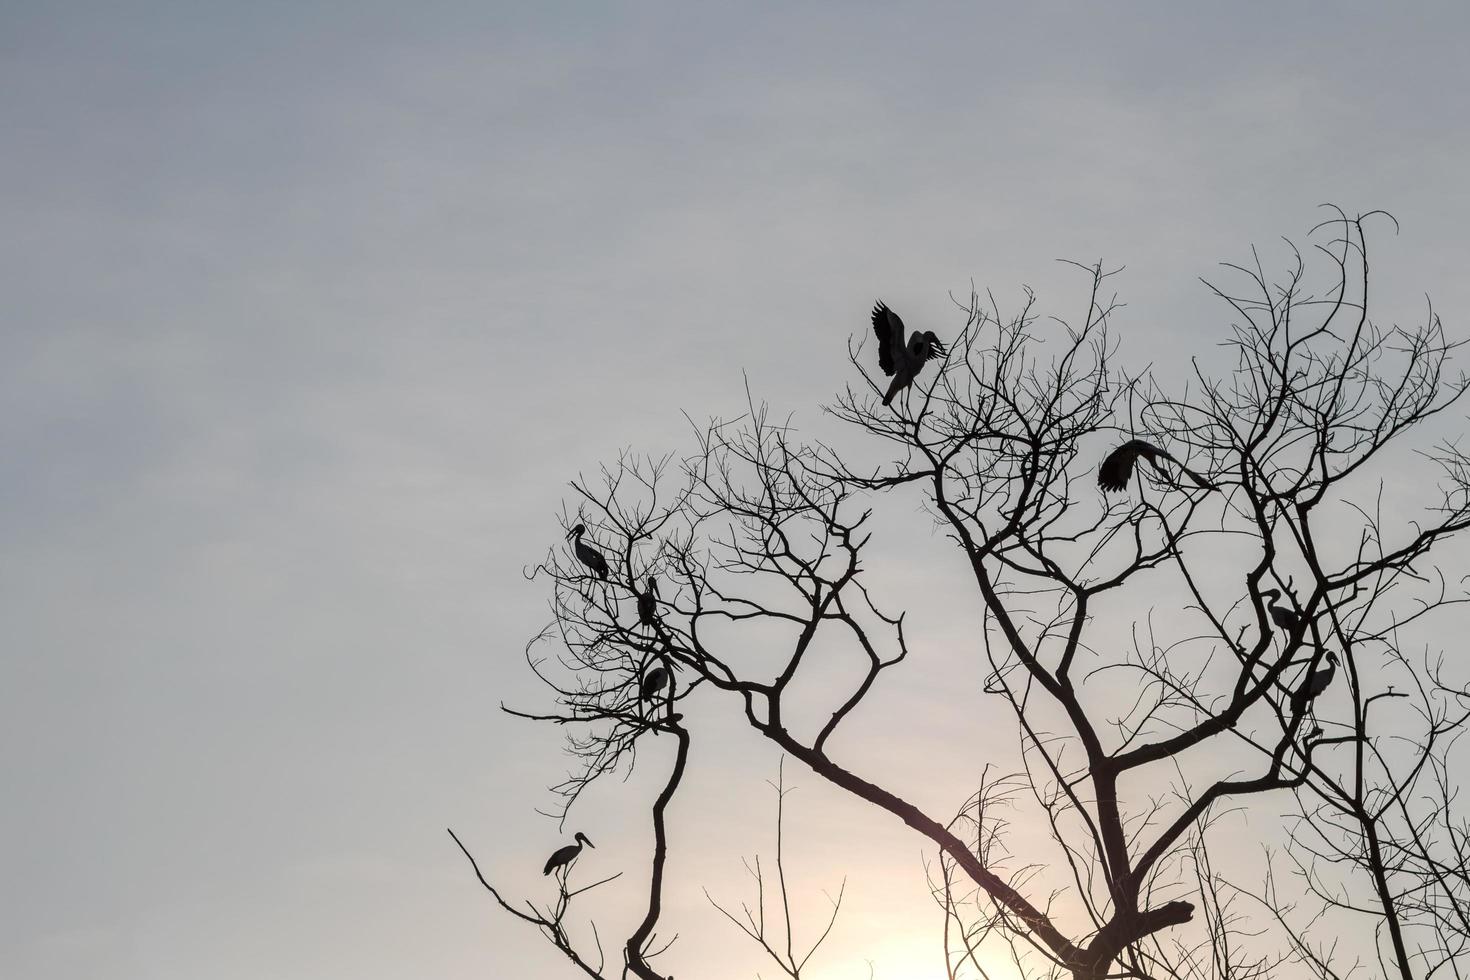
[
  {"left": 1260, "top": 589, "right": 1301, "bottom": 632},
  {"left": 566, "top": 524, "right": 610, "bottom": 580},
  {"left": 871, "top": 301, "right": 946, "bottom": 406},
  {"left": 640, "top": 664, "right": 670, "bottom": 701},
  {"left": 543, "top": 832, "right": 594, "bottom": 876},
  {"left": 1291, "top": 651, "right": 1339, "bottom": 716},
  {"left": 1098, "top": 439, "right": 1212, "bottom": 492},
  {"left": 637, "top": 576, "right": 659, "bottom": 626}
]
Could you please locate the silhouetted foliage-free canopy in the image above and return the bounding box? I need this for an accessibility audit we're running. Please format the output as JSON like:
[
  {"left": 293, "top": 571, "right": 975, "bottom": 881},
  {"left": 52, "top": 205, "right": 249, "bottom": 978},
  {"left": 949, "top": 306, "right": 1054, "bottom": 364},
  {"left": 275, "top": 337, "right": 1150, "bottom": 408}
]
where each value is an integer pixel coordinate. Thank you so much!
[{"left": 454, "top": 209, "right": 1470, "bottom": 980}]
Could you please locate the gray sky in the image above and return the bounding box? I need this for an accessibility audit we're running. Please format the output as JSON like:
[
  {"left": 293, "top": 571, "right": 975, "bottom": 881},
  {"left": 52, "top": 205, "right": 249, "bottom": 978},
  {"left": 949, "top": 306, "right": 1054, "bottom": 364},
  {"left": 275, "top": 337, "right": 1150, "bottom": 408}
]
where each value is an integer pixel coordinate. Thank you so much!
[{"left": 4, "top": 3, "right": 1470, "bottom": 978}]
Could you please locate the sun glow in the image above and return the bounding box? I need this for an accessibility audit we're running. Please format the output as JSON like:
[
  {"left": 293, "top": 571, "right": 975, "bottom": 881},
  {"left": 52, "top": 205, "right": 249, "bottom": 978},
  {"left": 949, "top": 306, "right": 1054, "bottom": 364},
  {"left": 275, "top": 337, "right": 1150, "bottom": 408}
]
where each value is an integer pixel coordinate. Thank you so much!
[{"left": 802, "top": 935, "right": 1017, "bottom": 980}]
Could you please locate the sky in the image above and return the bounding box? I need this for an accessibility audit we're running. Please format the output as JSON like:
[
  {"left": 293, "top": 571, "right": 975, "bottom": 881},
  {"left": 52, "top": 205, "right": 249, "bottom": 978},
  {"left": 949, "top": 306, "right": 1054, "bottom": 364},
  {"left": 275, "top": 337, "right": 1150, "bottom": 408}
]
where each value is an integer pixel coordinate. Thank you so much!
[{"left": 3, "top": 3, "right": 1470, "bottom": 979}]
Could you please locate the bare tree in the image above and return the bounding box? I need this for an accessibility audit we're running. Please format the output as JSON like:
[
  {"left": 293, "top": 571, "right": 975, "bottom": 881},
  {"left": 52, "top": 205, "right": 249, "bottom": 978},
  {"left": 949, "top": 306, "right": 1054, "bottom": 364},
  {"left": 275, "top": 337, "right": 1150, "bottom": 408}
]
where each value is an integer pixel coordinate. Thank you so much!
[
  {"left": 1227, "top": 646, "right": 1470, "bottom": 979},
  {"left": 457, "top": 208, "right": 1470, "bottom": 980},
  {"left": 705, "top": 758, "right": 847, "bottom": 979}
]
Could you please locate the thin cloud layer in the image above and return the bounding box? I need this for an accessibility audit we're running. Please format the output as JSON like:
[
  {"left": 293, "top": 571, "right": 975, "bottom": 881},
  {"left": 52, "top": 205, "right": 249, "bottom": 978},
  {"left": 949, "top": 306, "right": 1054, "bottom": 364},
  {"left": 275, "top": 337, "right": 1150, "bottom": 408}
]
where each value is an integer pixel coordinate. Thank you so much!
[{"left": 3, "top": 4, "right": 1469, "bottom": 978}]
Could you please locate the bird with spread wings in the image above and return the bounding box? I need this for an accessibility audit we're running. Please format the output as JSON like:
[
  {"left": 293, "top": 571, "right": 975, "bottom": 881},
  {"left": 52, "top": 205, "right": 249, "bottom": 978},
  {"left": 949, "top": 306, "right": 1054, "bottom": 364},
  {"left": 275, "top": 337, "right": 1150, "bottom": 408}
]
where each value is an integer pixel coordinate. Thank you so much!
[
  {"left": 1097, "top": 439, "right": 1214, "bottom": 493},
  {"left": 872, "top": 301, "right": 947, "bottom": 406}
]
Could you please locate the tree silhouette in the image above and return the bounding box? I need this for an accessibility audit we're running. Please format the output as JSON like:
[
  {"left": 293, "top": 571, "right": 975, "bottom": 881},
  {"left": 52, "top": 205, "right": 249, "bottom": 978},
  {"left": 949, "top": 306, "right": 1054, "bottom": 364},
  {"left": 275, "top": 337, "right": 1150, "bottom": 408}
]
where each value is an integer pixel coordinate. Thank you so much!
[{"left": 454, "top": 208, "right": 1470, "bottom": 979}]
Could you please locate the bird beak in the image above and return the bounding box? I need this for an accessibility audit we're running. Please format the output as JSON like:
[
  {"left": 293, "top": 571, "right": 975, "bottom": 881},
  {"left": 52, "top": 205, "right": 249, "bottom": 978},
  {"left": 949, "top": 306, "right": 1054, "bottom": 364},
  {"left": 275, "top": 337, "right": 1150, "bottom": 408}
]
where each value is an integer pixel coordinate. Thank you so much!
[{"left": 584, "top": 837, "right": 595, "bottom": 848}]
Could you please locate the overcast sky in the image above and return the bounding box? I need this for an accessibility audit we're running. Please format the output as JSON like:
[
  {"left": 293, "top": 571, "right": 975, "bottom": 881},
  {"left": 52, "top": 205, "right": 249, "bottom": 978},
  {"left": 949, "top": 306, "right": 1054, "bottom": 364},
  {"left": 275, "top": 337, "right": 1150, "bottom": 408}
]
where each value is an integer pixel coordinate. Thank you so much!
[{"left": 4, "top": 4, "right": 1470, "bottom": 979}]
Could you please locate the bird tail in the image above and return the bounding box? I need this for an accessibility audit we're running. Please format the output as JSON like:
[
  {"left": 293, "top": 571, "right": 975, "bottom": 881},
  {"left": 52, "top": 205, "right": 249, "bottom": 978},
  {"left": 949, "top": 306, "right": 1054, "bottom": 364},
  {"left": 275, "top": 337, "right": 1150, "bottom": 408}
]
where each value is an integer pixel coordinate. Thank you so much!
[
  {"left": 1179, "top": 464, "right": 1215, "bottom": 490},
  {"left": 1153, "top": 450, "right": 1216, "bottom": 492}
]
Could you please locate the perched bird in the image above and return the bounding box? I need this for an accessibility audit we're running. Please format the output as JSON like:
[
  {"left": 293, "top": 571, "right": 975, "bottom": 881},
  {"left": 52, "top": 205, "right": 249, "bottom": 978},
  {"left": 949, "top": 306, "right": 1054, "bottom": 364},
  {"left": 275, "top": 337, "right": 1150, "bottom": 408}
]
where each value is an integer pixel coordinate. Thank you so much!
[
  {"left": 1097, "top": 439, "right": 1212, "bottom": 493},
  {"left": 871, "top": 301, "right": 946, "bottom": 406},
  {"left": 640, "top": 664, "right": 670, "bottom": 701},
  {"left": 1260, "top": 589, "right": 1301, "bottom": 632},
  {"left": 1290, "top": 651, "right": 1339, "bottom": 716},
  {"left": 637, "top": 576, "right": 660, "bottom": 626},
  {"left": 566, "top": 524, "right": 610, "bottom": 580},
  {"left": 543, "top": 832, "right": 594, "bottom": 876}
]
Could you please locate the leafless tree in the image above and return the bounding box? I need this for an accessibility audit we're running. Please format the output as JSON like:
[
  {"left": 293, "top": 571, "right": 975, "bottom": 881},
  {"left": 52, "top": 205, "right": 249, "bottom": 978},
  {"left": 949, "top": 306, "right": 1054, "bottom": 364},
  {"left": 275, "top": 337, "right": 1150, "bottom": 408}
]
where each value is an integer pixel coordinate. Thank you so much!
[
  {"left": 1226, "top": 646, "right": 1470, "bottom": 979},
  {"left": 457, "top": 208, "right": 1470, "bottom": 980},
  {"left": 705, "top": 758, "right": 847, "bottom": 979}
]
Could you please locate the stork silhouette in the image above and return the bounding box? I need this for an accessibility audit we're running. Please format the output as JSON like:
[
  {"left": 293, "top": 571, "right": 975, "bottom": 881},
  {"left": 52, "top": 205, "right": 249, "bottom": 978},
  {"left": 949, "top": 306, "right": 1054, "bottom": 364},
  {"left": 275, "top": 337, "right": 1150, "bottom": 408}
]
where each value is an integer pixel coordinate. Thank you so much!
[
  {"left": 637, "top": 576, "right": 659, "bottom": 627},
  {"left": 1098, "top": 439, "right": 1212, "bottom": 492},
  {"left": 640, "top": 664, "right": 670, "bottom": 701},
  {"left": 1291, "top": 651, "right": 1339, "bottom": 717},
  {"left": 543, "top": 832, "right": 594, "bottom": 876},
  {"left": 565, "top": 524, "right": 610, "bottom": 580},
  {"left": 1261, "top": 588, "right": 1302, "bottom": 633},
  {"left": 871, "top": 301, "right": 946, "bottom": 406}
]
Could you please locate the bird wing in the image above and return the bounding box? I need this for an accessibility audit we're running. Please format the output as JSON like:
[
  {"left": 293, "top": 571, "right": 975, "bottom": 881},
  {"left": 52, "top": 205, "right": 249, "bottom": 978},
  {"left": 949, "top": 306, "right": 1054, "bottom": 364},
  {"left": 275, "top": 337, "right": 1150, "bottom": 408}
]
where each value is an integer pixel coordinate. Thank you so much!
[
  {"left": 578, "top": 543, "right": 609, "bottom": 578},
  {"left": 544, "top": 844, "right": 574, "bottom": 875},
  {"left": 872, "top": 302, "right": 904, "bottom": 376},
  {"left": 1124, "top": 439, "right": 1165, "bottom": 461},
  {"left": 1098, "top": 444, "right": 1138, "bottom": 491},
  {"left": 641, "top": 667, "right": 668, "bottom": 699},
  {"left": 1175, "top": 461, "right": 1215, "bottom": 490},
  {"left": 919, "top": 334, "right": 947, "bottom": 364}
]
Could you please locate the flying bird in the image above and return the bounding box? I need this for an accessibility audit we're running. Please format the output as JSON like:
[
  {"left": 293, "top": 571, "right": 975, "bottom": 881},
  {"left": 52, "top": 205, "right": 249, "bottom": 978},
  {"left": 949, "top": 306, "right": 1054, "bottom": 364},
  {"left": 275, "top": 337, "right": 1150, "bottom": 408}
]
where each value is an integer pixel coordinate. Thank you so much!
[
  {"left": 637, "top": 576, "right": 660, "bottom": 627},
  {"left": 1097, "top": 439, "right": 1213, "bottom": 493},
  {"left": 1290, "top": 651, "right": 1339, "bottom": 716},
  {"left": 566, "top": 524, "right": 610, "bottom": 580},
  {"left": 543, "top": 832, "right": 595, "bottom": 876},
  {"left": 871, "top": 301, "right": 946, "bottom": 406},
  {"left": 1260, "top": 589, "right": 1301, "bottom": 632},
  {"left": 640, "top": 664, "right": 670, "bottom": 701}
]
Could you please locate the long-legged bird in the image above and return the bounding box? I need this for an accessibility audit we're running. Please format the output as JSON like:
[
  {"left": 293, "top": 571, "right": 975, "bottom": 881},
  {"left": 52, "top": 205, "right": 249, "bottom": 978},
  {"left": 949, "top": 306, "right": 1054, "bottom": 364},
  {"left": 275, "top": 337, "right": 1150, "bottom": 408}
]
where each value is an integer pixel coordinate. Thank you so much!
[
  {"left": 566, "top": 524, "right": 610, "bottom": 580},
  {"left": 1261, "top": 589, "right": 1301, "bottom": 632},
  {"left": 1290, "top": 651, "right": 1338, "bottom": 716},
  {"left": 543, "top": 832, "right": 594, "bottom": 876},
  {"left": 637, "top": 576, "right": 659, "bottom": 626},
  {"left": 872, "top": 301, "right": 946, "bottom": 406},
  {"left": 640, "top": 664, "right": 670, "bottom": 701}
]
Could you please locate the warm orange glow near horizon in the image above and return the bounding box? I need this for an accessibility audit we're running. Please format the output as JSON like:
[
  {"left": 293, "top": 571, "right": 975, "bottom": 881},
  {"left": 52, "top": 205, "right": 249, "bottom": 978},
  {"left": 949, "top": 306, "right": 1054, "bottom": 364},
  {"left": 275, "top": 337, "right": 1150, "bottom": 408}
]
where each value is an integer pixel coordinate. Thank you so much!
[{"left": 802, "top": 930, "right": 1017, "bottom": 980}]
